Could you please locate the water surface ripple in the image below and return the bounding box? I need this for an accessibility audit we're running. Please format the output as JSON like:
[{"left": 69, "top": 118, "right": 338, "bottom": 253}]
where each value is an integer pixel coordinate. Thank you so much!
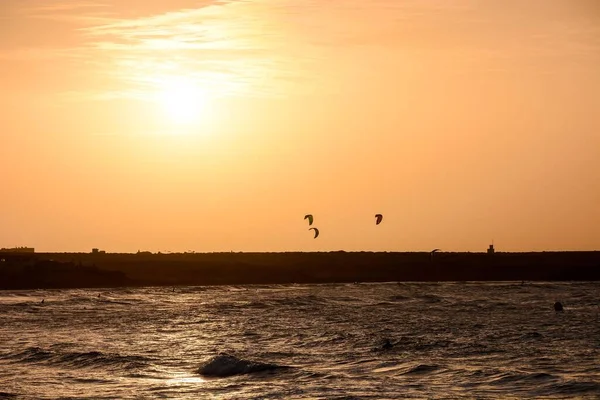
[{"left": 1, "top": 282, "right": 599, "bottom": 399}]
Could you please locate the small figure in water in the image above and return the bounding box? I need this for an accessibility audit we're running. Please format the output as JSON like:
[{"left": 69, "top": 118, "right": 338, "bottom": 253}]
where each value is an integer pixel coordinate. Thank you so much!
[
  {"left": 382, "top": 339, "right": 393, "bottom": 350},
  {"left": 40, "top": 299, "right": 44, "bottom": 304},
  {"left": 554, "top": 301, "right": 564, "bottom": 312}
]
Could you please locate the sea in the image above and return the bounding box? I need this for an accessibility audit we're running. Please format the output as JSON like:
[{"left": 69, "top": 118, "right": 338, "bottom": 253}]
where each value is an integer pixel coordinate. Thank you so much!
[{"left": 0, "top": 282, "right": 599, "bottom": 399}]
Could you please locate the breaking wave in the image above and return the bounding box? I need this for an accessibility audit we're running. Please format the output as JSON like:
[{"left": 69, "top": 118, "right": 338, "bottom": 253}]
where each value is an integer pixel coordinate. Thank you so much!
[
  {"left": 196, "top": 353, "right": 290, "bottom": 377},
  {"left": 402, "top": 364, "right": 441, "bottom": 375},
  {"left": 2, "top": 347, "right": 150, "bottom": 370}
]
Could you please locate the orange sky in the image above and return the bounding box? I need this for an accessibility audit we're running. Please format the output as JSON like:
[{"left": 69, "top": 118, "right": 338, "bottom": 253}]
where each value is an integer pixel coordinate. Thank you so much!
[{"left": 1, "top": 0, "right": 599, "bottom": 252}]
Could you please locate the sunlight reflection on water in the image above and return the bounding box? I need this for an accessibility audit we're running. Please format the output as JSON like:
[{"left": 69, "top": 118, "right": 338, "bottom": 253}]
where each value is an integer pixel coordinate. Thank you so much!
[{"left": 165, "top": 374, "right": 206, "bottom": 385}]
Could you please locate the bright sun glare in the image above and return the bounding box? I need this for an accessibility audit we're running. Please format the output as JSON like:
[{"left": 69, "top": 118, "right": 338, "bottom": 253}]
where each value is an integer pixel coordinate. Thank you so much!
[{"left": 157, "top": 77, "right": 207, "bottom": 125}]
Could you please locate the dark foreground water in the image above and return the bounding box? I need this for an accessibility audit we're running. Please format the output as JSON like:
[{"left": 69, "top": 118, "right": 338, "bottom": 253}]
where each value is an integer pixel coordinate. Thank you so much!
[{"left": 0, "top": 282, "right": 599, "bottom": 399}]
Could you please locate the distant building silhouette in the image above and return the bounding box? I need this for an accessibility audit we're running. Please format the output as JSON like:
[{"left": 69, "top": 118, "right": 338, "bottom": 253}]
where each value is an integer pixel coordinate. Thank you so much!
[
  {"left": 91, "top": 248, "right": 106, "bottom": 255},
  {"left": 487, "top": 244, "right": 495, "bottom": 255},
  {"left": 0, "top": 247, "right": 34, "bottom": 253}
]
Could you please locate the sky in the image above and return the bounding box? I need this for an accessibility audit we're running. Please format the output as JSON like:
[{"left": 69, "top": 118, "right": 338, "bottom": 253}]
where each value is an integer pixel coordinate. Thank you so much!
[{"left": 1, "top": 0, "right": 599, "bottom": 253}]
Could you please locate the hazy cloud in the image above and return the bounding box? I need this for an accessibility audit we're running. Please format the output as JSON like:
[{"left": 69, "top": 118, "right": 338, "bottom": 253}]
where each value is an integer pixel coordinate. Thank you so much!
[
  {"left": 18, "top": 1, "right": 112, "bottom": 25},
  {"left": 76, "top": 1, "right": 317, "bottom": 100},
  {"left": 3, "top": 0, "right": 599, "bottom": 100}
]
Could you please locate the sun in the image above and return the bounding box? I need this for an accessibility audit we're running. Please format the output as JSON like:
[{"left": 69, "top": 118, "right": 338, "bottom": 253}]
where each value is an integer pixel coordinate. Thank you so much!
[{"left": 157, "top": 77, "right": 208, "bottom": 125}]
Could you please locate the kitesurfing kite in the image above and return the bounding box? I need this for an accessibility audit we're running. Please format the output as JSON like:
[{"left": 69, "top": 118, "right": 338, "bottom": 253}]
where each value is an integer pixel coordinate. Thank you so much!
[
  {"left": 304, "top": 214, "right": 314, "bottom": 226},
  {"left": 309, "top": 227, "right": 319, "bottom": 239},
  {"left": 375, "top": 214, "right": 383, "bottom": 225}
]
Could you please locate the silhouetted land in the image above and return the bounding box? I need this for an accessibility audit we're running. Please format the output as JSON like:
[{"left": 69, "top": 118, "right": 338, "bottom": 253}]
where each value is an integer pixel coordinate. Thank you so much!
[{"left": 0, "top": 251, "right": 599, "bottom": 290}]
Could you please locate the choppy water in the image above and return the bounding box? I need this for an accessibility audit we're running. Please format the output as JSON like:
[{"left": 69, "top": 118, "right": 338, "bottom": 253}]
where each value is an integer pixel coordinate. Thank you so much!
[{"left": 1, "top": 282, "right": 599, "bottom": 399}]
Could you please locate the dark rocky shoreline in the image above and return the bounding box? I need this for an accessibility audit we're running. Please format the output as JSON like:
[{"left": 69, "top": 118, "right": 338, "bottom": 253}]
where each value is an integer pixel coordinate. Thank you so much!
[{"left": 1, "top": 251, "right": 599, "bottom": 290}]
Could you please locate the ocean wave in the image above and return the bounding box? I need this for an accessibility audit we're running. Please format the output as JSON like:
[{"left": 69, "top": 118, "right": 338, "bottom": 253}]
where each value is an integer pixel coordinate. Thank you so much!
[
  {"left": 2, "top": 282, "right": 599, "bottom": 398},
  {"left": 552, "top": 381, "right": 600, "bottom": 395},
  {"left": 0, "top": 302, "right": 36, "bottom": 312},
  {"left": 5, "top": 347, "right": 53, "bottom": 363},
  {"left": 413, "top": 339, "right": 453, "bottom": 351},
  {"left": 239, "top": 295, "right": 329, "bottom": 310},
  {"left": 486, "top": 371, "right": 600, "bottom": 396},
  {"left": 402, "top": 364, "right": 440, "bottom": 375},
  {"left": 490, "top": 371, "right": 557, "bottom": 386},
  {"left": 2, "top": 347, "right": 150, "bottom": 370},
  {"left": 369, "top": 336, "right": 455, "bottom": 353},
  {"left": 417, "top": 294, "right": 444, "bottom": 304},
  {"left": 63, "top": 295, "right": 137, "bottom": 306},
  {"left": 521, "top": 331, "right": 543, "bottom": 340},
  {"left": 196, "top": 353, "right": 291, "bottom": 377},
  {"left": 389, "top": 294, "right": 411, "bottom": 302}
]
